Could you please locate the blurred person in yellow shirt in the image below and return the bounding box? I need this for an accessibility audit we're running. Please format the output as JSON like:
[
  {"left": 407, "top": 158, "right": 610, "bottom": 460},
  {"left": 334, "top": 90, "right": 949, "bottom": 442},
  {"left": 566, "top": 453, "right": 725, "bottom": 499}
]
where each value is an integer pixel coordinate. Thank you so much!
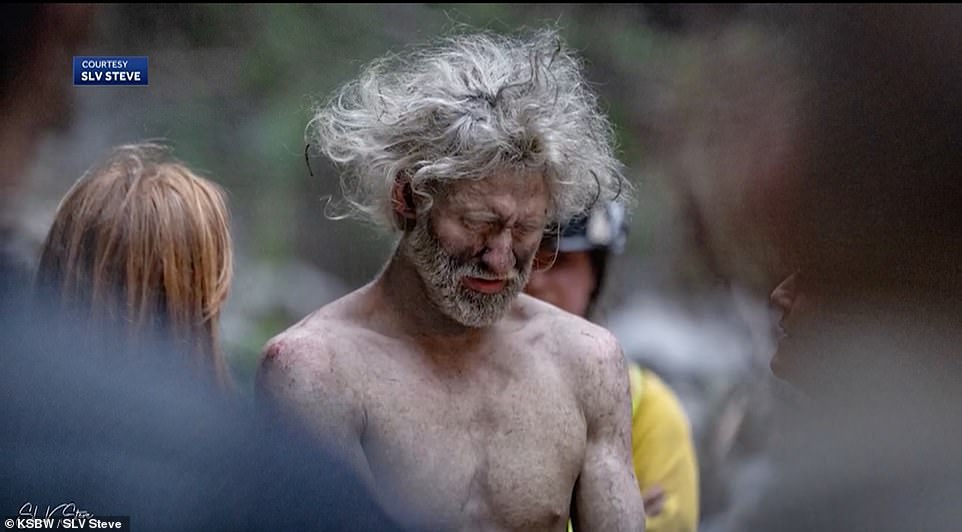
[{"left": 526, "top": 202, "right": 699, "bottom": 532}]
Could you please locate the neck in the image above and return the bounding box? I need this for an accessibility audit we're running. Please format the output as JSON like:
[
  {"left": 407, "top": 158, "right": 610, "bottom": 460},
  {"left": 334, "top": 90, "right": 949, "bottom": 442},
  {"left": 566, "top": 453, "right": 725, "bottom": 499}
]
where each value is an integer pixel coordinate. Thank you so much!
[{"left": 375, "top": 238, "right": 490, "bottom": 348}]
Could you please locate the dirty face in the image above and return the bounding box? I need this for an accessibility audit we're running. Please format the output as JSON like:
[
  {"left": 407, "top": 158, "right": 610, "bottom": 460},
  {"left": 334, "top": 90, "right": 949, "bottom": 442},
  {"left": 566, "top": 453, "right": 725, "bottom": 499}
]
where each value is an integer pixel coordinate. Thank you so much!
[{"left": 405, "top": 171, "right": 550, "bottom": 327}]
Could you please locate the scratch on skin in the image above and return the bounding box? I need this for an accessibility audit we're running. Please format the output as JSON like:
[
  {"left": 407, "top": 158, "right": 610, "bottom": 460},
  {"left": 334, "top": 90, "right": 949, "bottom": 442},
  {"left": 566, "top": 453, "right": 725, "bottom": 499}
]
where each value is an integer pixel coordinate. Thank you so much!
[{"left": 263, "top": 340, "right": 287, "bottom": 362}]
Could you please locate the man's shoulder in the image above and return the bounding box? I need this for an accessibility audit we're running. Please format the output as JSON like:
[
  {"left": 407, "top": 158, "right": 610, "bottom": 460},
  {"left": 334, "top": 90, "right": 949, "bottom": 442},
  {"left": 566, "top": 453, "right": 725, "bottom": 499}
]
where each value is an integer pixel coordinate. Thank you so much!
[
  {"left": 261, "top": 315, "right": 346, "bottom": 366},
  {"left": 258, "top": 292, "right": 379, "bottom": 380},
  {"left": 516, "top": 298, "right": 630, "bottom": 433},
  {"left": 516, "top": 294, "right": 623, "bottom": 367}
]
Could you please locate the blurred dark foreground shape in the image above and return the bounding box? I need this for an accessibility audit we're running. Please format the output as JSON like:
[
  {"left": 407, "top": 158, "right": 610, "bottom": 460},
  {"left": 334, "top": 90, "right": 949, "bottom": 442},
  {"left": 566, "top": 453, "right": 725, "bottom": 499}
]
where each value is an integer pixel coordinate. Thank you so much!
[
  {"left": 679, "top": 5, "right": 962, "bottom": 530},
  {"left": 0, "top": 275, "right": 410, "bottom": 532}
]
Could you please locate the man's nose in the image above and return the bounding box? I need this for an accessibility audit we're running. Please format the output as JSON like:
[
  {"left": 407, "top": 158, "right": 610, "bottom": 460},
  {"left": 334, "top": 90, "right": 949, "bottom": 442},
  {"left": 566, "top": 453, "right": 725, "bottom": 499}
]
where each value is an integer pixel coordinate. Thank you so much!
[
  {"left": 770, "top": 272, "right": 800, "bottom": 314},
  {"left": 481, "top": 230, "right": 515, "bottom": 277}
]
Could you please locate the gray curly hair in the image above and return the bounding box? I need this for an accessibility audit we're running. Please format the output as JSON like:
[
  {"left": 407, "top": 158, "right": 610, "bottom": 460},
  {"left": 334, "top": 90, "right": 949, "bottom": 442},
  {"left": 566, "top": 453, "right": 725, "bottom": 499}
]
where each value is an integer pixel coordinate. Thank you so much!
[{"left": 308, "top": 28, "right": 629, "bottom": 231}]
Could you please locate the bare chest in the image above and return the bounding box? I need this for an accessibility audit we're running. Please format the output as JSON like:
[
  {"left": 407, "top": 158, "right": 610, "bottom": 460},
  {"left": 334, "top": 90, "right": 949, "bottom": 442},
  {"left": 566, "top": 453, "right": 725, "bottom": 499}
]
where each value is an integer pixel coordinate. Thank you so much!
[{"left": 360, "top": 347, "right": 585, "bottom": 531}]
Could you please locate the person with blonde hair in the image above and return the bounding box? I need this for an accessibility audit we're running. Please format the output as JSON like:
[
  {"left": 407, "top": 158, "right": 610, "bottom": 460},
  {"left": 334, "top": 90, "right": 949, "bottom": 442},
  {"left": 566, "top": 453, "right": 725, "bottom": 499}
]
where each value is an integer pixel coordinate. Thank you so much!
[{"left": 37, "top": 142, "right": 233, "bottom": 388}]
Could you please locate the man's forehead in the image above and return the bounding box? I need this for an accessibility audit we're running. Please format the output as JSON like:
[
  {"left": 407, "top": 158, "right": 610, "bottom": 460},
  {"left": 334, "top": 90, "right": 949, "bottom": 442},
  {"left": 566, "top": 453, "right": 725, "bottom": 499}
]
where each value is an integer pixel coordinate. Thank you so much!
[{"left": 441, "top": 172, "right": 549, "bottom": 207}]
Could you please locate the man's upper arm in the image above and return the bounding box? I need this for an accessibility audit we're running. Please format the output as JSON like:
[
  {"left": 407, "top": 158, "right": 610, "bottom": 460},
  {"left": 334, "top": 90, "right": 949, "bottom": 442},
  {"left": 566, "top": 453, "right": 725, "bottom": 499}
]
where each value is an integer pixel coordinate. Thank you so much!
[
  {"left": 255, "top": 335, "right": 375, "bottom": 486},
  {"left": 571, "top": 328, "right": 647, "bottom": 531}
]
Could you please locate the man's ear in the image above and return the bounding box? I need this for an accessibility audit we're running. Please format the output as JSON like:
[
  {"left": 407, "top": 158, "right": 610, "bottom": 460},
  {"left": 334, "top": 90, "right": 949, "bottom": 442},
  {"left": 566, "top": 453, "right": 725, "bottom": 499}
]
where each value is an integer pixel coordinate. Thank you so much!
[{"left": 391, "top": 173, "right": 417, "bottom": 231}]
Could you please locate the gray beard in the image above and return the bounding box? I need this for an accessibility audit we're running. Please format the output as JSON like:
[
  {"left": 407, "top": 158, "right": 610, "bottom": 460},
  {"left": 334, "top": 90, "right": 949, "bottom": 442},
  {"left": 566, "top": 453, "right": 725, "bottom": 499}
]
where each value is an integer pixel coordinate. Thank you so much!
[{"left": 403, "top": 218, "right": 530, "bottom": 328}]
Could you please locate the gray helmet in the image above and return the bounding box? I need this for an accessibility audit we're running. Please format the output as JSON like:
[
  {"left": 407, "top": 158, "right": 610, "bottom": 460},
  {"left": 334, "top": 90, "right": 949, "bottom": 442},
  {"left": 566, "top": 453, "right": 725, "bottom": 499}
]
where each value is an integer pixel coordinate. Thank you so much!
[{"left": 555, "top": 202, "right": 629, "bottom": 254}]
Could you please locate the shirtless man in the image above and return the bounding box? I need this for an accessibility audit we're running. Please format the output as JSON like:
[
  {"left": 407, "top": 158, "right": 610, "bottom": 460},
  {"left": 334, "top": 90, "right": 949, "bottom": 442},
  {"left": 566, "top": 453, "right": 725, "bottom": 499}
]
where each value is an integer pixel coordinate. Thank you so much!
[{"left": 257, "top": 30, "right": 646, "bottom": 532}]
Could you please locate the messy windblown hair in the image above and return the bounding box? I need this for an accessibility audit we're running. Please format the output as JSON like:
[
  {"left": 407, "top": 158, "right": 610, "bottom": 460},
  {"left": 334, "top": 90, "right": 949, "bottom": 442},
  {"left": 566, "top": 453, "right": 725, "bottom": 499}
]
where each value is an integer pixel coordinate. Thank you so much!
[{"left": 308, "top": 28, "right": 630, "bottom": 230}]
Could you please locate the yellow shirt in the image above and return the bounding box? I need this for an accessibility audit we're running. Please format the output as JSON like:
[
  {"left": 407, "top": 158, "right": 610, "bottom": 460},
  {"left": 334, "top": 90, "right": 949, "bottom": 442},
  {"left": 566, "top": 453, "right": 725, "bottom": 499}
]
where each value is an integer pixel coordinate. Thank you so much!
[{"left": 629, "top": 363, "right": 699, "bottom": 532}]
